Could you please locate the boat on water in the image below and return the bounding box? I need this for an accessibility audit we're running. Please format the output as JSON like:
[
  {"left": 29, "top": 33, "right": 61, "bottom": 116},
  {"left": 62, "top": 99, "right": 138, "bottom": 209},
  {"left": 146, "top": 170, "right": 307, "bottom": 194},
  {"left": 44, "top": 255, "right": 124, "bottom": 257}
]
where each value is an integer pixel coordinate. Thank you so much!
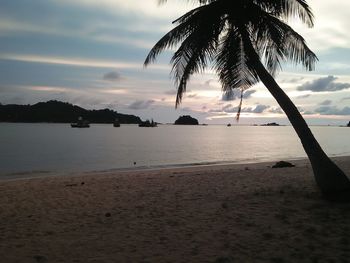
[
  {"left": 113, "top": 118, "right": 120, "bottom": 127},
  {"left": 71, "top": 117, "right": 90, "bottom": 128},
  {"left": 139, "top": 119, "right": 157, "bottom": 127}
]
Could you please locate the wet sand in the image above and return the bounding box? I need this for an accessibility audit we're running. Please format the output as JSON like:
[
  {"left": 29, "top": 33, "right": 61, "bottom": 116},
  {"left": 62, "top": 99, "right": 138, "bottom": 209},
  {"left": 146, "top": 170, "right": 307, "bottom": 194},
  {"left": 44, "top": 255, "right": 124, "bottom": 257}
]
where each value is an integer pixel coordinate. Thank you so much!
[{"left": 0, "top": 157, "right": 349, "bottom": 262}]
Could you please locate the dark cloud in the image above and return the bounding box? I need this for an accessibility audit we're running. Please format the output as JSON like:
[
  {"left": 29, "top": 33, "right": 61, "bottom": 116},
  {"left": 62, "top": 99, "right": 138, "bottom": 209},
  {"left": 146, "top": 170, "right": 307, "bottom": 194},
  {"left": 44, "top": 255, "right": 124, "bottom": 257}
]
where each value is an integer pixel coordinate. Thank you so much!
[
  {"left": 103, "top": 71, "right": 121, "bottom": 81},
  {"left": 314, "top": 106, "right": 350, "bottom": 115},
  {"left": 251, "top": 104, "right": 270, "bottom": 113},
  {"left": 319, "top": 100, "right": 332, "bottom": 106},
  {"left": 297, "top": 75, "right": 350, "bottom": 92},
  {"left": 296, "top": 94, "right": 311, "bottom": 99},
  {"left": 341, "top": 97, "right": 350, "bottom": 101},
  {"left": 222, "top": 104, "right": 237, "bottom": 113},
  {"left": 128, "top": 100, "right": 155, "bottom": 110},
  {"left": 221, "top": 89, "right": 256, "bottom": 101}
]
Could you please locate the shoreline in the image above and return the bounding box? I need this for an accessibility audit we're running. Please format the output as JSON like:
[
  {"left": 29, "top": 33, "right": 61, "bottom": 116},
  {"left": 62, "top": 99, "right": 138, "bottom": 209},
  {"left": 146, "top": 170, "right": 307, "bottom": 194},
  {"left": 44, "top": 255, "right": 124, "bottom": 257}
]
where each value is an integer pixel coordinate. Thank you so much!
[
  {"left": 1, "top": 155, "right": 349, "bottom": 182},
  {"left": 1, "top": 156, "right": 349, "bottom": 262}
]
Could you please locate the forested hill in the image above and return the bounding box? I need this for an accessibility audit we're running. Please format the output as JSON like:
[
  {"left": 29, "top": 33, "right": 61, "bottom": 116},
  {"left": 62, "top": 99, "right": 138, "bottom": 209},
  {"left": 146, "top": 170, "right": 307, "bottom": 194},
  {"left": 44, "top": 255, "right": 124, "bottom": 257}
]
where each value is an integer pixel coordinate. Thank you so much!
[{"left": 0, "top": 100, "right": 142, "bottom": 124}]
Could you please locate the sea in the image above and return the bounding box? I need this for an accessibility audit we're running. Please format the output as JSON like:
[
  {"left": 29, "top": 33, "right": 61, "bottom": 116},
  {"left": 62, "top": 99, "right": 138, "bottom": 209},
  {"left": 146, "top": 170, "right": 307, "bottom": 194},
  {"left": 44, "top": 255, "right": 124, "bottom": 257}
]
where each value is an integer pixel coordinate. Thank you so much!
[{"left": 0, "top": 123, "right": 349, "bottom": 178}]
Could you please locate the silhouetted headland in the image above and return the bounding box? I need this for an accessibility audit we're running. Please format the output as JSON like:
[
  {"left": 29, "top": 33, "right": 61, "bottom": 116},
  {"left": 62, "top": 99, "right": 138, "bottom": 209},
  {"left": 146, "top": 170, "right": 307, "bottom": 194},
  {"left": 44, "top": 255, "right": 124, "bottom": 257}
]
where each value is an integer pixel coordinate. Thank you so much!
[{"left": 0, "top": 100, "right": 142, "bottom": 124}]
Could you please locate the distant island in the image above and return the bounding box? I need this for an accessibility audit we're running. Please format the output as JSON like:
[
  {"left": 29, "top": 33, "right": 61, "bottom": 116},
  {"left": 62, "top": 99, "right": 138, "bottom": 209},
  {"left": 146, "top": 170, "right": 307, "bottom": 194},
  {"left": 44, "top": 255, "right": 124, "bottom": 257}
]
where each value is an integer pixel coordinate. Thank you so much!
[
  {"left": 0, "top": 100, "right": 142, "bottom": 124},
  {"left": 174, "top": 115, "right": 199, "bottom": 125}
]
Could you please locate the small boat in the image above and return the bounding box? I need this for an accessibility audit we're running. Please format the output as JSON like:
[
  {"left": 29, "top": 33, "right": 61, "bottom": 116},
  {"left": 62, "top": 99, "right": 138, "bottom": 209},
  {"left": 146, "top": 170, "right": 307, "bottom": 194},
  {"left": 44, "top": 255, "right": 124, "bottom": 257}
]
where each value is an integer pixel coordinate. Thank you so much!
[
  {"left": 113, "top": 118, "right": 120, "bottom": 127},
  {"left": 71, "top": 117, "right": 90, "bottom": 128},
  {"left": 139, "top": 119, "right": 157, "bottom": 127}
]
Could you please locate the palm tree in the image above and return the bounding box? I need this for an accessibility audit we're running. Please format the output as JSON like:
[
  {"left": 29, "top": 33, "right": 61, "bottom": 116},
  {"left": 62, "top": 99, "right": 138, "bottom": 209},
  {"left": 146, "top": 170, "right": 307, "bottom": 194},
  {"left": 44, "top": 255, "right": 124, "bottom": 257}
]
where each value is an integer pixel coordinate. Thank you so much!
[{"left": 145, "top": 0, "right": 350, "bottom": 200}]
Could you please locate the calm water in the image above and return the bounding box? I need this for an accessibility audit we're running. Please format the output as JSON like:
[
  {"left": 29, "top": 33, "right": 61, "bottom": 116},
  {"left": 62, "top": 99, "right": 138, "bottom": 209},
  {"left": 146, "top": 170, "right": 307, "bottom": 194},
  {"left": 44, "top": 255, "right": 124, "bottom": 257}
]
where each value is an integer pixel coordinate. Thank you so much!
[{"left": 0, "top": 123, "right": 349, "bottom": 177}]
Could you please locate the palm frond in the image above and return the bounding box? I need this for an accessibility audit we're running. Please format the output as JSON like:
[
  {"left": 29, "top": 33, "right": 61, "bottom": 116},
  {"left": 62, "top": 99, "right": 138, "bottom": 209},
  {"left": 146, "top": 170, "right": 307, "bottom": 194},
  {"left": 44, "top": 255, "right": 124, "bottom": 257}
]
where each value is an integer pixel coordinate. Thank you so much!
[
  {"left": 170, "top": 3, "right": 224, "bottom": 106},
  {"left": 215, "top": 24, "right": 259, "bottom": 96},
  {"left": 144, "top": 5, "right": 206, "bottom": 66},
  {"left": 253, "top": 0, "right": 314, "bottom": 27},
  {"left": 251, "top": 11, "right": 317, "bottom": 74}
]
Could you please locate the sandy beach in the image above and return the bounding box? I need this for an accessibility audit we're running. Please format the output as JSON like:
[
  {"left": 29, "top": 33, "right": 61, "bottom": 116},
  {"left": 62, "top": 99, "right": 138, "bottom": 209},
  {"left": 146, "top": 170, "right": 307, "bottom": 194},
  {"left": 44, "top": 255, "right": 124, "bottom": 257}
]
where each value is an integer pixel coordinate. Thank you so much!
[{"left": 1, "top": 157, "right": 349, "bottom": 263}]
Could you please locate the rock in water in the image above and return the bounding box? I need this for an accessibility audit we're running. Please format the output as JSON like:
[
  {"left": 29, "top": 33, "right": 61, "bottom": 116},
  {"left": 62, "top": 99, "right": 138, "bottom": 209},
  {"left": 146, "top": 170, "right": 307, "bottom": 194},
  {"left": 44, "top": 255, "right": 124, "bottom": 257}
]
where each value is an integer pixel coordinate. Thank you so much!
[{"left": 174, "top": 115, "right": 199, "bottom": 125}]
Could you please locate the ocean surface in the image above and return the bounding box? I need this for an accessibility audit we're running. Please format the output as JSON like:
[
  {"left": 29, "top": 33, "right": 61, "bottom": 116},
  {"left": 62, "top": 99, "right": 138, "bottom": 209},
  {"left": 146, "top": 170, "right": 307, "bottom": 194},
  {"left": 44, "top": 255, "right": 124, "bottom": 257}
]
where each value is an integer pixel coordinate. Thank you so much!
[{"left": 1, "top": 123, "right": 349, "bottom": 178}]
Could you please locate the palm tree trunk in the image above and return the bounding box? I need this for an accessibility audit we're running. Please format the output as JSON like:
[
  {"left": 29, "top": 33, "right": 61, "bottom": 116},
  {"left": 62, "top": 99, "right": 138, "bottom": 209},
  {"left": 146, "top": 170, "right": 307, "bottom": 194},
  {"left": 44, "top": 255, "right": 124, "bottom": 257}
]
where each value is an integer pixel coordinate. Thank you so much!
[{"left": 240, "top": 29, "right": 350, "bottom": 200}]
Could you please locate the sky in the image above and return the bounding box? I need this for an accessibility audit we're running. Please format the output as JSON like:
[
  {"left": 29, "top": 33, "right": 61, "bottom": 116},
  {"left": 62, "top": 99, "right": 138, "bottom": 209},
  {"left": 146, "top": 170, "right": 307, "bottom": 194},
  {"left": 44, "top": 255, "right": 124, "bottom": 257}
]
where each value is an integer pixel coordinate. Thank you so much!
[{"left": 0, "top": 0, "right": 350, "bottom": 125}]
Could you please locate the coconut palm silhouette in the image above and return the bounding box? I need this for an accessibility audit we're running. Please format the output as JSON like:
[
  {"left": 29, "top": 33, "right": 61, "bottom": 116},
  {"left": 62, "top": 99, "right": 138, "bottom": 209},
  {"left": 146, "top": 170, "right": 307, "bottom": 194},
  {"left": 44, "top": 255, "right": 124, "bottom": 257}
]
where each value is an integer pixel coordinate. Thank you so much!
[{"left": 145, "top": 0, "right": 350, "bottom": 200}]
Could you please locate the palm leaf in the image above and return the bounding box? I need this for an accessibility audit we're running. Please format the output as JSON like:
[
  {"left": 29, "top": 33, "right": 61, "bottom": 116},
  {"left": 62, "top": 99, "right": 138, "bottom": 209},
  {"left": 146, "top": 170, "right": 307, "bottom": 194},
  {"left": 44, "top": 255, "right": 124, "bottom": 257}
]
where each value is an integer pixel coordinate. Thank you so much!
[
  {"left": 169, "top": 2, "right": 224, "bottom": 106},
  {"left": 215, "top": 24, "right": 259, "bottom": 95},
  {"left": 253, "top": 0, "right": 314, "bottom": 27},
  {"left": 144, "top": 5, "right": 206, "bottom": 66}
]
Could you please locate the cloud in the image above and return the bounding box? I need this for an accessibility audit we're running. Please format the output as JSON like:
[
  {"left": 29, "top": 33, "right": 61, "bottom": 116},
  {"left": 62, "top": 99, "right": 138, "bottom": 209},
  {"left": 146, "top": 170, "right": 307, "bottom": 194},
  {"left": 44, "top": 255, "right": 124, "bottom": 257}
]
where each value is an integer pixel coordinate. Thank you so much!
[
  {"left": 341, "top": 97, "right": 350, "bottom": 101},
  {"left": 54, "top": 0, "right": 190, "bottom": 20},
  {"left": 0, "top": 54, "right": 169, "bottom": 70},
  {"left": 99, "top": 88, "right": 127, "bottom": 94},
  {"left": 208, "top": 108, "right": 223, "bottom": 113},
  {"left": 222, "top": 104, "right": 237, "bottom": 113},
  {"left": 251, "top": 104, "right": 270, "bottom": 113},
  {"left": 221, "top": 89, "right": 256, "bottom": 101},
  {"left": 181, "top": 107, "right": 192, "bottom": 112},
  {"left": 128, "top": 100, "right": 155, "bottom": 110},
  {"left": 204, "top": 79, "right": 217, "bottom": 87},
  {"left": 297, "top": 75, "right": 350, "bottom": 92},
  {"left": 211, "top": 104, "right": 270, "bottom": 114},
  {"left": 319, "top": 100, "right": 332, "bottom": 106},
  {"left": 165, "top": 89, "right": 177, "bottom": 95},
  {"left": 296, "top": 94, "right": 311, "bottom": 99},
  {"left": 103, "top": 71, "right": 121, "bottom": 81},
  {"left": 27, "top": 86, "right": 69, "bottom": 92},
  {"left": 187, "top": 93, "right": 198, "bottom": 98},
  {"left": 314, "top": 106, "right": 350, "bottom": 115},
  {"left": 303, "top": 111, "right": 314, "bottom": 115},
  {"left": 269, "top": 107, "right": 284, "bottom": 114}
]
